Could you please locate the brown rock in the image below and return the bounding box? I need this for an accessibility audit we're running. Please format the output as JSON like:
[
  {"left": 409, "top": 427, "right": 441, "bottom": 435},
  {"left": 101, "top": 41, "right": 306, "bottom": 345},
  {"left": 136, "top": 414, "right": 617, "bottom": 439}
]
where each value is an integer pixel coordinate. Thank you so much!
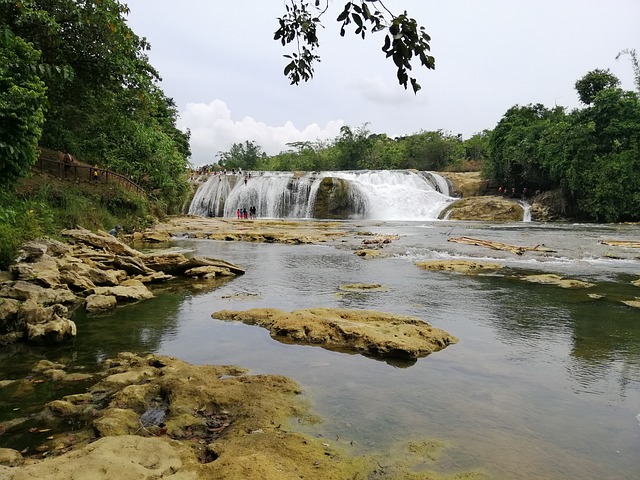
[
  {"left": 416, "top": 259, "right": 503, "bottom": 274},
  {"left": 521, "top": 274, "right": 595, "bottom": 289},
  {"left": 85, "top": 294, "right": 117, "bottom": 312},
  {"left": 212, "top": 308, "right": 457, "bottom": 360},
  {"left": 0, "top": 281, "right": 77, "bottom": 305},
  {"left": 0, "top": 448, "right": 23, "bottom": 467},
  {"left": 0, "top": 298, "right": 21, "bottom": 322},
  {"left": 61, "top": 228, "right": 141, "bottom": 257},
  {"left": 11, "top": 256, "right": 61, "bottom": 287},
  {"left": 91, "top": 279, "right": 153, "bottom": 302},
  {"left": 441, "top": 171, "right": 487, "bottom": 198},
  {"left": 441, "top": 196, "right": 524, "bottom": 221}
]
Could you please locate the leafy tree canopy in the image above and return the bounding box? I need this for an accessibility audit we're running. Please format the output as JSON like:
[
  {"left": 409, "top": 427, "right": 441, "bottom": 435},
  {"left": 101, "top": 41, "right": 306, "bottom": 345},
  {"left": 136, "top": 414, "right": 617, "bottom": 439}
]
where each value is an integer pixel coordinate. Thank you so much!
[
  {"left": 574, "top": 69, "right": 620, "bottom": 105},
  {"left": 275, "top": 1, "right": 435, "bottom": 93}
]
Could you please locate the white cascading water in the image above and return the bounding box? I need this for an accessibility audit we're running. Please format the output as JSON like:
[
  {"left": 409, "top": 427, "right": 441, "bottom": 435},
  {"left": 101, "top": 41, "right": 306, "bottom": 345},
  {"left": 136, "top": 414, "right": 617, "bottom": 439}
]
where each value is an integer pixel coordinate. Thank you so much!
[{"left": 188, "top": 170, "right": 457, "bottom": 221}]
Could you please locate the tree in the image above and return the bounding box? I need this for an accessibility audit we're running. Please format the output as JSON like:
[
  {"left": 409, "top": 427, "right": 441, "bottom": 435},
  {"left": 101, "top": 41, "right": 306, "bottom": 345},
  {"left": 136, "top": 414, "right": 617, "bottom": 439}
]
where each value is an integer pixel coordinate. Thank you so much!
[
  {"left": 218, "top": 141, "right": 265, "bottom": 170},
  {"left": 575, "top": 69, "right": 620, "bottom": 105},
  {"left": 399, "top": 130, "right": 462, "bottom": 170},
  {"left": 333, "top": 125, "right": 375, "bottom": 170},
  {"left": 274, "top": 1, "right": 435, "bottom": 93},
  {"left": 0, "top": 26, "right": 47, "bottom": 189},
  {"left": 1, "top": 0, "right": 191, "bottom": 211},
  {"left": 561, "top": 86, "right": 640, "bottom": 221},
  {"left": 485, "top": 104, "right": 567, "bottom": 190},
  {"left": 616, "top": 48, "right": 640, "bottom": 93}
]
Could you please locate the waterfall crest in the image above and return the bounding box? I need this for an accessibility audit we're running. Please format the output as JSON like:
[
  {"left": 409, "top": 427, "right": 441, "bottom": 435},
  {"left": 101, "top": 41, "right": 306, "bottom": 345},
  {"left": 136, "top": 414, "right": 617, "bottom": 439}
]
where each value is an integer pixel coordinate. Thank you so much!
[{"left": 188, "top": 170, "right": 456, "bottom": 220}]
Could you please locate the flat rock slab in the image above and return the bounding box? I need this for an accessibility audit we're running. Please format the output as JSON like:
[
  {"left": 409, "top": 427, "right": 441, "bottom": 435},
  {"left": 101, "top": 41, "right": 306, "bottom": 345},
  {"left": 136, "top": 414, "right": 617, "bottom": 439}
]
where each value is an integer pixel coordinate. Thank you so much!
[
  {"left": 416, "top": 259, "right": 503, "bottom": 274},
  {"left": 521, "top": 274, "right": 595, "bottom": 289},
  {"left": 212, "top": 308, "right": 457, "bottom": 361}
]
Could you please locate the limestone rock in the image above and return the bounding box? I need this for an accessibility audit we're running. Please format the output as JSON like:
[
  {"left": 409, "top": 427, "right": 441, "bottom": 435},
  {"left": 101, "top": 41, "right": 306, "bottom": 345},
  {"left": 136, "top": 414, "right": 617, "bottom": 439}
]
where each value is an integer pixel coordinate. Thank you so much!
[
  {"left": 85, "top": 294, "right": 117, "bottom": 312},
  {"left": 26, "top": 317, "right": 76, "bottom": 344},
  {"left": 91, "top": 279, "right": 153, "bottom": 302},
  {"left": 441, "top": 196, "right": 524, "bottom": 221},
  {"left": 354, "top": 249, "right": 384, "bottom": 258},
  {"left": 93, "top": 408, "right": 141, "bottom": 436},
  {"left": 18, "top": 300, "right": 76, "bottom": 345},
  {"left": 11, "top": 256, "right": 61, "bottom": 287},
  {"left": 142, "top": 253, "right": 244, "bottom": 276},
  {"left": 621, "top": 298, "right": 640, "bottom": 309},
  {"left": 213, "top": 307, "right": 457, "bottom": 361},
  {"left": 141, "top": 230, "right": 171, "bottom": 243},
  {"left": 183, "top": 265, "right": 233, "bottom": 278},
  {"left": 441, "top": 171, "right": 487, "bottom": 198},
  {"left": 0, "top": 435, "right": 187, "bottom": 480},
  {"left": 0, "top": 298, "right": 21, "bottom": 322},
  {"left": 0, "top": 448, "right": 23, "bottom": 467},
  {"left": 0, "top": 280, "right": 77, "bottom": 305},
  {"left": 416, "top": 259, "right": 503, "bottom": 274},
  {"left": 32, "top": 359, "right": 66, "bottom": 372},
  {"left": 522, "top": 274, "right": 595, "bottom": 289},
  {"left": 61, "top": 227, "right": 141, "bottom": 257}
]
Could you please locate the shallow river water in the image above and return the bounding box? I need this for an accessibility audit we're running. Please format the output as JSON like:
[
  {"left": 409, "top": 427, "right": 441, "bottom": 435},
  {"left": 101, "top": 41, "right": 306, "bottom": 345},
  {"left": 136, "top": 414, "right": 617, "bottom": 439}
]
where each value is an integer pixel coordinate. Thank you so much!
[{"left": 1, "top": 219, "right": 640, "bottom": 479}]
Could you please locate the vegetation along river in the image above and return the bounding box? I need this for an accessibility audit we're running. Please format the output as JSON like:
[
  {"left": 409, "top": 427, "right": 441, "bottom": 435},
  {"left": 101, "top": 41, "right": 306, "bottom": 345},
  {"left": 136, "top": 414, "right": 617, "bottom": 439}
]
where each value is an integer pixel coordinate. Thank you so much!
[{"left": 1, "top": 219, "right": 639, "bottom": 479}]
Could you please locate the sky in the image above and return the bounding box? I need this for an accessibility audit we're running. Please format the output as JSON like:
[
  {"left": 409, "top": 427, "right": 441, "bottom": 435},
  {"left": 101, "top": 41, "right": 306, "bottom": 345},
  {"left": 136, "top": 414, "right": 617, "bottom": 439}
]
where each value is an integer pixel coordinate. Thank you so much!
[{"left": 124, "top": 1, "right": 640, "bottom": 167}]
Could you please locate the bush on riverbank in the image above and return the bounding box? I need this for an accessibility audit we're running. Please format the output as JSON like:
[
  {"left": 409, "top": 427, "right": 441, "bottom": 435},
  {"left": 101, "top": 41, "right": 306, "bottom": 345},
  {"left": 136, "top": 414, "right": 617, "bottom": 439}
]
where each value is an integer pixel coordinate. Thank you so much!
[{"left": 0, "top": 174, "right": 158, "bottom": 269}]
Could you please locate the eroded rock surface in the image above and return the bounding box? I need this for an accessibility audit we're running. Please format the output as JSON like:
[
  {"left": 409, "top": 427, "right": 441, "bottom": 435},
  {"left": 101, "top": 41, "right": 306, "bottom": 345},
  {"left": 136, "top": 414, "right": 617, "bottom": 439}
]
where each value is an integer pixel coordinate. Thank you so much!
[
  {"left": 0, "top": 230, "right": 244, "bottom": 345},
  {"left": 0, "top": 353, "right": 381, "bottom": 480},
  {"left": 441, "top": 196, "right": 524, "bottom": 222},
  {"left": 417, "top": 259, "right": 503, "bottom": 274},
  {"left": 212, "top": 308, "right": 457, "bottom": 361}
]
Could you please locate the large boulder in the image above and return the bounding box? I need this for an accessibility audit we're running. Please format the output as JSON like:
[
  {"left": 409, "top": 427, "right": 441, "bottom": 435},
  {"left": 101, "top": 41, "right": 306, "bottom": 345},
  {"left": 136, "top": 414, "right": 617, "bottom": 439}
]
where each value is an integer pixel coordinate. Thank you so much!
[
  {"left": 441, "top": 171, "right": 487, "bottom": 198},
  {"left": 440, "top": 196, "right": 524, "bottom": 221},
  {"left": 61, "top": 228, "right": 141, "bottom": 257},
  {"left": 313, "top": 177, "right": 364, "bottom": 219},
  {"left": 91, "top": 279, "right": 153, "bottom": 302},
  {"left": 0, "top": 281, "right": 77, "bottom": 305},
  {"left": 19, "top": 300, "right": 76, "bottom": 344},
  {"left": 10, "top": 255, "right": 61, "bottom": 287}
]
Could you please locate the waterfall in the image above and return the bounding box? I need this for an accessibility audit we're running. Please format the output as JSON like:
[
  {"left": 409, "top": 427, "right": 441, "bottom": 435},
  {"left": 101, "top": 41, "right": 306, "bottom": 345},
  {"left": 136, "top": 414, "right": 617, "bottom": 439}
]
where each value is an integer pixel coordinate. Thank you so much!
[{"left": 188, "top": 170, "right": 456, "bottom": 221}]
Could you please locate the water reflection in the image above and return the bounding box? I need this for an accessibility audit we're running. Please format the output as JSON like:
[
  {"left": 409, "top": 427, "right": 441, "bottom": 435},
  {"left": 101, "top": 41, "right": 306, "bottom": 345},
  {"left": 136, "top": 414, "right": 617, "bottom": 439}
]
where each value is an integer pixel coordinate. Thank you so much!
[{"left": 1, "top": 220, "right": 640, "bottom": 479}]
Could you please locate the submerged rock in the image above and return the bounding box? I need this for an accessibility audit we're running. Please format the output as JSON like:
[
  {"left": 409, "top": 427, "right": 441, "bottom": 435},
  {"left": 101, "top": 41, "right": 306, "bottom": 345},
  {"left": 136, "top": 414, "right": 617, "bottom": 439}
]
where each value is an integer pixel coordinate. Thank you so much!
[
  {"left": 521, "top": 274, "right": 596, "bottom": 289},
  {"left": 416, "top": 259, "right": 503, "bottom": 274},
  {"left": 0, "top": 353, "right": 379, "bottom": 480},
  {"left": 212, "top": 307, "right": 457, "bottom": 361}
]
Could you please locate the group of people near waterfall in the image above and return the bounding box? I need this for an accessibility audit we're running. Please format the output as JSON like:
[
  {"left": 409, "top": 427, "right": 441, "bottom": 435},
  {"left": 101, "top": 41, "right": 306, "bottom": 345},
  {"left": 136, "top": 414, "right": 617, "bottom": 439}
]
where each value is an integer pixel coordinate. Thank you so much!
[{"left": 237, "top": 206, "right": 257, "bottom": 220}]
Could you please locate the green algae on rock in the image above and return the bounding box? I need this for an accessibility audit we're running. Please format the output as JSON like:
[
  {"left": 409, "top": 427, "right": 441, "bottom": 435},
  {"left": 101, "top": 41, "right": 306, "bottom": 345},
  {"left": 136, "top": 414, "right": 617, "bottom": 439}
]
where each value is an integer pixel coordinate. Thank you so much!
[{"left": 212, "top": 307, "right": 457, "bottom": 361}]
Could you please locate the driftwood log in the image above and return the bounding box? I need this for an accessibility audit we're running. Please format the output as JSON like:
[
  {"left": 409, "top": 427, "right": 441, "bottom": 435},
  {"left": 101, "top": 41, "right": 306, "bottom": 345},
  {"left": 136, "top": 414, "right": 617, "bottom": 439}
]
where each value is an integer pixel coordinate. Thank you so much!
[
  {"left": 600, "top": 240, "right": 640, "bottom": 248},
  {"left": 447, "top": 236, "right": 556, "bottom": 255}
]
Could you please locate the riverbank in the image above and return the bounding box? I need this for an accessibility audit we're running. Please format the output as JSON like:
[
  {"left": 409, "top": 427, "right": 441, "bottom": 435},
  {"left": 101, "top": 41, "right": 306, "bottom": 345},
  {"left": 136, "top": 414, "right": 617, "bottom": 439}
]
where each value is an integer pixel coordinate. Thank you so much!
[{"left": 0, "top": 219, "right": 469, "bottom": 479}]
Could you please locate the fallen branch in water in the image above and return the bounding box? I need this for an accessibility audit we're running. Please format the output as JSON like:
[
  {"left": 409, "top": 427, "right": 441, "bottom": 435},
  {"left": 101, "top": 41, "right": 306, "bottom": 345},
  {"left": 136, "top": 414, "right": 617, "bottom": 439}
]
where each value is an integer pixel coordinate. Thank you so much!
[
  {"left": 447, "top": 236, "right": 556, "bottom": 255},
  {"left": 600, "top": 240, "right": 640, "bottom": 248}
]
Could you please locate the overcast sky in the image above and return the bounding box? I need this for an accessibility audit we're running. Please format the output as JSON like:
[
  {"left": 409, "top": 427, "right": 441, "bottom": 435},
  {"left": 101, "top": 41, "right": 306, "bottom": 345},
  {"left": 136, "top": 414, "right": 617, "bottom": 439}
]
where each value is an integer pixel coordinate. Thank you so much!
[{"left": 124, "top": 1, "right": 640, "bottom": 167}]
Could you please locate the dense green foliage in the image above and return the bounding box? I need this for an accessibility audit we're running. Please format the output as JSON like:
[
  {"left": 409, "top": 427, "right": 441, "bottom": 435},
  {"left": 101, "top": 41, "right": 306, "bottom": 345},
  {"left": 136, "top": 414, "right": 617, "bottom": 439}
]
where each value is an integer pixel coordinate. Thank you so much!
[
  {"left": 485, "top": 71, "right": 640, "bottom": 222},
  {"left": 0, "top": 0, "right": 191, "bottom": 210},
  {"left": 0, "top": 26, "right": 48, "bottom": 187},
  {"left": 216, "top": 126, "right": 488, "bottom": 173},
  {"left": 0, "top": 174, "right": 154, "bottom": 269}
]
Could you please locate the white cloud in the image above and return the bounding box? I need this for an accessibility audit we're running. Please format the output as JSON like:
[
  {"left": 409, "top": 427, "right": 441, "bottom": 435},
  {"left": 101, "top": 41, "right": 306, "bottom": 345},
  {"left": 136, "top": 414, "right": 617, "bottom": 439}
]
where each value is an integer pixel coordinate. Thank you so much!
[
  {"left": 350, "top": 77, "right": 429, "bottom": 106},
  {"left": 178, "top": 100, "right": 345, "bottom": 166}
]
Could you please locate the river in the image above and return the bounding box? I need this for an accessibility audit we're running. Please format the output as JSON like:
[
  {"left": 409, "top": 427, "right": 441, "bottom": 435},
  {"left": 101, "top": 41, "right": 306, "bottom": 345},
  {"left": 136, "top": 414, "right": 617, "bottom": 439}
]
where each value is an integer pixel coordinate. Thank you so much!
[{"left": 1, "top": 219, "right": 639, "bottom": 479}]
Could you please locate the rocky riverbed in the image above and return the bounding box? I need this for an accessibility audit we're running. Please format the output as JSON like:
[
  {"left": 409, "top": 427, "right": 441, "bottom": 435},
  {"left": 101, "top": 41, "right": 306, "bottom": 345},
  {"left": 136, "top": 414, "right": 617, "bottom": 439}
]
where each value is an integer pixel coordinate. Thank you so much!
[{"left": 0, "top": 220, "right": 473, "bottom": 479}]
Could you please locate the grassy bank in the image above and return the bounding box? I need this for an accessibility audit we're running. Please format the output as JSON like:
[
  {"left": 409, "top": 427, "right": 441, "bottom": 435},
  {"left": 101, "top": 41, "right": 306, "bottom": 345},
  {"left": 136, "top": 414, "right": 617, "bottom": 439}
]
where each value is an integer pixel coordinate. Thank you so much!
[{"left": 0, "top": 173, "right": 163, "bottom": 269}]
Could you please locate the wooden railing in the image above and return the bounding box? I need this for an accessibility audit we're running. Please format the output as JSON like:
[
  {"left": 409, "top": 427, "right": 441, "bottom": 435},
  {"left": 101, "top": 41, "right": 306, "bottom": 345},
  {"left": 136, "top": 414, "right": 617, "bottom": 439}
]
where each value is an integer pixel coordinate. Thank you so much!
[{"left": 35, "top": 148, "right": 145, "bottom": 195}]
